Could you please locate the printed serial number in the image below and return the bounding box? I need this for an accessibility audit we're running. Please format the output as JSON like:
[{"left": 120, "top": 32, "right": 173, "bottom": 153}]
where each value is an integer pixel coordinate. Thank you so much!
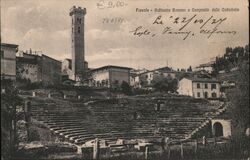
[{"left": 102, "top": 17, "right": 125, "bottom": 24}]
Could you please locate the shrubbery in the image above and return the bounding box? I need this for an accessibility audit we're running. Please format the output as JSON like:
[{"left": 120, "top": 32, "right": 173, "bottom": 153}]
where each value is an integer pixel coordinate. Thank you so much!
[
  {"left": 1, "top": 79, "right": 23, "bottom": 159},
  {"left": 153, "top": 78, "right": 178, "bottom": 93},
  {"left": 120, "top": 81, "right": 132, "bottom": 95}
]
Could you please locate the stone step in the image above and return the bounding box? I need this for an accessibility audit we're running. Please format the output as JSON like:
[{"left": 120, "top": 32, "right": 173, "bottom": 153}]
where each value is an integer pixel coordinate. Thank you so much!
[{"left": 56, "top": 129, "right": 88, "bottom": 135}]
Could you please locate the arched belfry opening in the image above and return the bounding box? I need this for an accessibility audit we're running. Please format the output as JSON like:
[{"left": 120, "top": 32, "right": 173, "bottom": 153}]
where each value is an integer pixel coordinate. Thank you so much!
[{"left": 213, "top": 122, "right": 223, "bottom": 137}]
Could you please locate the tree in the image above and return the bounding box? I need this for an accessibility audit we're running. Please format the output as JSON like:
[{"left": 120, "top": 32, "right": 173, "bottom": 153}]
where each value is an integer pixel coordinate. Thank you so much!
[
  {"left": 1, "top": 80, "right": 23, "bottom": 159},
  {"left": 187, "top": 66, "right": 192, "bottom": 72},
  {"left": 153, "top": 77, "right": 178, "bottom": 93},
  {"left": 226, "top": 47, "right": 233, "bottom": 54},
  {"left": 212, "top": 44, "right": 249, "bottom": 74},
  {"left": 245, "top": 44, "right": 249, "bottom": 54},
  {"left": 227, "top": 60, "right": 249, "bottom": 136},
  {"left": 120, "top": 81, "right": 132, "bottom": 95}
]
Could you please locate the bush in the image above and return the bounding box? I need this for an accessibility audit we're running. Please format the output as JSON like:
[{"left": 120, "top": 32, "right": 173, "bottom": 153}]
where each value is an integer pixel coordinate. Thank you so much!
[
  {"left": 121, "top": 81, "right": 132, "bottom": 95},
  {"left": 1, "top": 80, "right": 23, "bottom": 159},
  {"left": 153, "top": 78, "right": 178, "bottom": 93},
  {"left": 17, "top": 80, "right": 43, "bottom": 90},
  {"left": 132, "top": 88, "right": 151, "bottom": 95}
]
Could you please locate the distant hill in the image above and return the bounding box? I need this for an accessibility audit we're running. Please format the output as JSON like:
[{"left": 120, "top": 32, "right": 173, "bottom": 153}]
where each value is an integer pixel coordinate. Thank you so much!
[{"left": 212, "top": 44, "right": 249, "bottom": 75}]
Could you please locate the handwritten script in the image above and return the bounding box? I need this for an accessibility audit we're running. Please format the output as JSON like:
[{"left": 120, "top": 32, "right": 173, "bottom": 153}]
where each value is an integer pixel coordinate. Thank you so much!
[
  {"left": 130, "top": 14, "right": 237, "bottom": 40},
  {"left": 97, "top": 0, "right": 128, "bottom": 9}
]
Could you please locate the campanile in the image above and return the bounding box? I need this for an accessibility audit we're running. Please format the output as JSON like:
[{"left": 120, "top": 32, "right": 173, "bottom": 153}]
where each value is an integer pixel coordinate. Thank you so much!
[{"left": 69, "top": 6, "right": 86, "bottom": 80}]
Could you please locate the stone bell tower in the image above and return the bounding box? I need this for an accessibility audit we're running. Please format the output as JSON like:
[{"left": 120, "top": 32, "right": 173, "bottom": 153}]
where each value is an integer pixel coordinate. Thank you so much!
[{"left": 69, "top": 6, "right": 86, "bottom": 81}]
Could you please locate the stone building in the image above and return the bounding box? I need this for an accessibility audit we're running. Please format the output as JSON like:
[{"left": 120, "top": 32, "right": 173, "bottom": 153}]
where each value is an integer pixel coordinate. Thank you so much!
[
  {"left": 41, "top": 54, "right": 62, "bottom": 85},
  {"left": 129, "top": 68, "right": 148, "bottom": 88},
  {"left": 62, "top": 58, "right": 88, "bottom": 81},
  {"left": 90, "top": 65, "right": 131, "bottom": 88},
  {"left": 134, "top": 66, "right": 176, "bottom": 88},
  {"left": 1, "top": 43, "right": 18, "bottom": 80},
  {"left": 177, "top": 76, "right": 221, "bottom": 98},
  {"left": 70, "top": 6, "right": 87, "bottom": 81},
  {"left": 129, "top": 73, "right": 137, "bottom": 87},
  {"left": 195, "top": 62, "right": 214, "bottom": 73},
  {"left": 16, "top": 52, "right": 62, "bottom": 85},
  {"left": 62, "top": 59, "right": 74, "bottom": 80},
  {"left": 16, "top": 53, "right": 39, "bottom": 83}
]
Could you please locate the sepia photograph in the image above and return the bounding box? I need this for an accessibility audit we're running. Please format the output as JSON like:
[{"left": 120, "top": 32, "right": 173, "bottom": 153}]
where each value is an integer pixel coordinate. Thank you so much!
[{"left": 1, "top": 0, "right": 249, "bottom": 159}]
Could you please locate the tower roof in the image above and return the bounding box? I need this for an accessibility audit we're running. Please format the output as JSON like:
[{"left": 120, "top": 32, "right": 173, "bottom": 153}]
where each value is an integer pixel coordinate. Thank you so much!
[{"left": 69, "top": 6, "right": 86, "bottom": 16}]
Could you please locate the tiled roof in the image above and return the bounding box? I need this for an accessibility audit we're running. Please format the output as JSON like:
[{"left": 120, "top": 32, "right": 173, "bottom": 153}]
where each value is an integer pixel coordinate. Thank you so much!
[
  {"left": 138, "top": 67, "right": 176, "bottom": 76},
  {"left": 184, "top": 77, "right": 220, "bottom": 83},
  {"left": 1, "top": 43, "right": 18, "bottom": 48},
  {"left": 91, "top": 65, "right": 132, "bottom": 72}
]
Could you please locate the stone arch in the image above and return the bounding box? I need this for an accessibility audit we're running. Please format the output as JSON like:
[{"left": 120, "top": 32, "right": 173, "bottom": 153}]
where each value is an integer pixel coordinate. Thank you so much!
[
  {"left": 213, "top": 122, "right": 223, "bottom": 137},
  {"left": 211, "top": 119, "right": 232, "bottom": 137}
]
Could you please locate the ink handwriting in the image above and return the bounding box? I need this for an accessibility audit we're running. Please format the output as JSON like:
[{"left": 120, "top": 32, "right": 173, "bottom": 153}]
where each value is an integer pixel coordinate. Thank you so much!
[{"left": 130, "top": 14, "right": 236, "bottom": 40}]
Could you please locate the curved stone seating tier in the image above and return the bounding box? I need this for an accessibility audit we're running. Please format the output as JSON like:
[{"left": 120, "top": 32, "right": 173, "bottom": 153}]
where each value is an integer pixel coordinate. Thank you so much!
[{"left": 29, "top": 96, "right": 224, "bottom": 145}]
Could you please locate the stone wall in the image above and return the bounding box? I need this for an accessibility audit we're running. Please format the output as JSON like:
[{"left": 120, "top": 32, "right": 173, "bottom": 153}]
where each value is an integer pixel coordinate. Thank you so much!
[
  {"left": 211, "top": 119, "right": 232, "bottom": 137},
  {"left": 1, "top": 45, "right": 17, "bottom": 80},
  {"left": 16, "top": 54, "right": 62, "bottom": 86},
  {"left": 16, "top": 63, "right": 40, "bottom": 83},
  {"left": 40, "top": 55, "right": 62, "bottom": 85}
]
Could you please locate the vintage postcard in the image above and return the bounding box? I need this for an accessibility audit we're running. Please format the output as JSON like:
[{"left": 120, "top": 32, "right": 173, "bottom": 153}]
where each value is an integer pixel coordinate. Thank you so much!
[{"left": 1, "top": 0, "right": 249, "bottom": 159}]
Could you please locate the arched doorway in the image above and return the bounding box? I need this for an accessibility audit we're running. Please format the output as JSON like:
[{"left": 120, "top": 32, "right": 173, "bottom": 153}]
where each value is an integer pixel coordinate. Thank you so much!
[{"left": 213, "top": 122, "right": 223, "bottom": 137}]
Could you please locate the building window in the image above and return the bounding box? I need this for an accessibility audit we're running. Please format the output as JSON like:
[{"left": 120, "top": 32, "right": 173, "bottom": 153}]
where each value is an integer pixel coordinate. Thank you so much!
[
  {"left": 78, "top": 27, "right": 80, "bottom": 33},
  {"left": 197, "top": 92, "right": 200, "bottom": 97},
  {"left": 212, "top": 92, "right": 217, "bottom": 98},
  {"left": 204, "top": 92, "right": 208, "bottom": 98},
  {"left": 97, "top": 81, "right": 100, "bottom": 87},
  {"left": 0, "top": 50, "right": 4, "bottom": 59},
  {"left": 205, "top": 83, "right": 208, "bottom": 89},
  {"left": 211, "top": 84, "right": 217, "bottom": 89},
  {"left": 101, "top": 80, "right": 105, "bottom": 86},
  {"left": 197, "top": 83, "right": 200, "bottom": 88},
  {"left": 105, "top": 79, "right": 109, "bottom": 86}
]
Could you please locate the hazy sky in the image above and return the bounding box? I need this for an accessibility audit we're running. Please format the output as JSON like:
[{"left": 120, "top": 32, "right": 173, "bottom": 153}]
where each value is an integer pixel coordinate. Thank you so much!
[{"left": 1, "top": 0, "right": 249, "bottom": 70}]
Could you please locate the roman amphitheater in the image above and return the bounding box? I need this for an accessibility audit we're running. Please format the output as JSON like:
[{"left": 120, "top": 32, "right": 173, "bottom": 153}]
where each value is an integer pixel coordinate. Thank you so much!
[{"left": 16, "top": 88, "right": 229, "bottom": 159}]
